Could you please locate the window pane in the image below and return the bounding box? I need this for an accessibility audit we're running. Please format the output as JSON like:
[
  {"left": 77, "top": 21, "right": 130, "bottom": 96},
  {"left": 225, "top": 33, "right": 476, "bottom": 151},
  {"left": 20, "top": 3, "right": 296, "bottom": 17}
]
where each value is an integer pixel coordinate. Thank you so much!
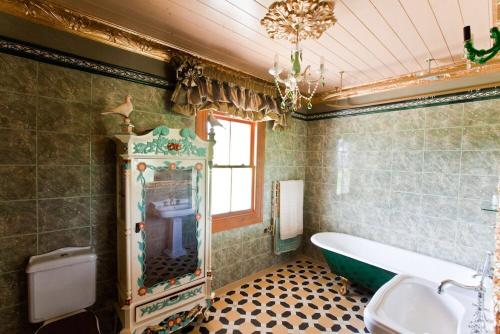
[
  {"left": 231, "top": 168, "right": 252, "bottom": 212},
  {"left": 229, "top": 121, "right": 251, "bottom": 166},
  {"left": 212, "top": 119, "right": 231, "bottom": 166},
  {"left": 212, "top": 168, "right": 231, "bottom": 214}
]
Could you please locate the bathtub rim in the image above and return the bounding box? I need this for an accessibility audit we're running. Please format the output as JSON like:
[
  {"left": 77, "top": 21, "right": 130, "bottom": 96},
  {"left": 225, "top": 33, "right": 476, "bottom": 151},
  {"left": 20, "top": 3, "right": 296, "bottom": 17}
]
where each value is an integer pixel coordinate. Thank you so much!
[{"left": 311, "top": 232, "right": 477, "bottom": 284}]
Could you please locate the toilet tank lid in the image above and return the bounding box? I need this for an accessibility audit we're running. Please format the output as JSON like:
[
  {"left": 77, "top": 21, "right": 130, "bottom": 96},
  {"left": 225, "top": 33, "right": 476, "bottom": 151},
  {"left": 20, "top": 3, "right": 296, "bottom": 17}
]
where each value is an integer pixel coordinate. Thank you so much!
[{"left": 26, "top": 247, "right": 97, "bottom": 273}]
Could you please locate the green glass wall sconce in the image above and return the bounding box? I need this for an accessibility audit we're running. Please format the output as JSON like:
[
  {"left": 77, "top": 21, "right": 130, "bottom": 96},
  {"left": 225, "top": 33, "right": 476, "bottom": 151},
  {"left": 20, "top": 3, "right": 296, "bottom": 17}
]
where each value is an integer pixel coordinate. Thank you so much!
[{"left": 463, "top": 25, "right": 500, "bottom": 64}]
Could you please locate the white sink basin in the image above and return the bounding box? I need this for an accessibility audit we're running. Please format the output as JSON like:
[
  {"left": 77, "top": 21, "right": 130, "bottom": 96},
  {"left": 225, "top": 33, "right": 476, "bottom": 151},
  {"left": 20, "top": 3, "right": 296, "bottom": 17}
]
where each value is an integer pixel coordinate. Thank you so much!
[
  {"left": 152, "top": 200, "right": 194, "bottom": 218},
  {"left": 365, "top": 275, "right": 493, "bottom": 334}
]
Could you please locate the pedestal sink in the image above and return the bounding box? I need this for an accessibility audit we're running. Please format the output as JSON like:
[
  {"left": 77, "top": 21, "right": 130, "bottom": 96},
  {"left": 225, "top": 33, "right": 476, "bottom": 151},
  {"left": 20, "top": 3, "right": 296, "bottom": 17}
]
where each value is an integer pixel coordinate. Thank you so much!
[
  {"left": 365, "top": 275, "right": 493, "bottom": 334},
  {"left": 152, "top": 200, "right": 194, "bottom": 258}
]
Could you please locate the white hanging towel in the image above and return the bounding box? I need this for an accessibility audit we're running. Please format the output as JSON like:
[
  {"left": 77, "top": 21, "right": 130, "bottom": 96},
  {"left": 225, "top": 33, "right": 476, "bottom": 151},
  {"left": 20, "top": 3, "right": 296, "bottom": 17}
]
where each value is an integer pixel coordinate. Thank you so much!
[{"left": 279, "top": 180, "right": 304, "bottom": 240}]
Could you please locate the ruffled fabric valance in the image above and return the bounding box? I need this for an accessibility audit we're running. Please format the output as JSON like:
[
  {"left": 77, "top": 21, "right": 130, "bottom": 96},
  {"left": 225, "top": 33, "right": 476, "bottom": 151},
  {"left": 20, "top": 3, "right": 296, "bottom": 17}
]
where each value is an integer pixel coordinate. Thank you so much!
[{"left": 171, "top": 60, "right": 287, "bottom": 129}]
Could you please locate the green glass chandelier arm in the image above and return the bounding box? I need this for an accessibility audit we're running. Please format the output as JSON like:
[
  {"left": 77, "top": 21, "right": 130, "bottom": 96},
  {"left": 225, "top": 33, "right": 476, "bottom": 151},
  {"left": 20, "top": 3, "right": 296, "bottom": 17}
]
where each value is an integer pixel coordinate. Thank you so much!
[{"left": 465, "top": 27, "right": 500, "bottom": 64}]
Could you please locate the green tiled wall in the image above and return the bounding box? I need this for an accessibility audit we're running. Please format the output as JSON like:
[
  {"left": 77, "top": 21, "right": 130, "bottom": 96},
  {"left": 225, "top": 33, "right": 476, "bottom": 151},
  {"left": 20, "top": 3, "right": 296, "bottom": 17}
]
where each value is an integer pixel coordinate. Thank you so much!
[
  {"left": 0, "top": 52, "right": 190, "bottom": 334},
  {"left": 0, "top": 52, "right": 305, "bottom": 333},
  {"left": 303, "top": 101, "right": 499, "bottom": 269}
]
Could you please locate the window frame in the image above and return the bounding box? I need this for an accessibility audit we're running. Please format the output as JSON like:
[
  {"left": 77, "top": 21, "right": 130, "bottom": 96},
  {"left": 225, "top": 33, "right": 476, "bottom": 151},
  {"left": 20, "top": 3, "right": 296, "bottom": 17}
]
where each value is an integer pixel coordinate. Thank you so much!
[{"left": 195, "top": 110, "right": 265, "bottom": 233}]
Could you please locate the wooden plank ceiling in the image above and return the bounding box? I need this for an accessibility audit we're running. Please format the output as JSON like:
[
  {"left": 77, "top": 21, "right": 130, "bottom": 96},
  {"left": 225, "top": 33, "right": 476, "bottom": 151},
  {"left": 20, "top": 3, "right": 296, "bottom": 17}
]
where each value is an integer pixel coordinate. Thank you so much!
[{"left": 51, "top": 0, "right": 495, "bottom": 92}]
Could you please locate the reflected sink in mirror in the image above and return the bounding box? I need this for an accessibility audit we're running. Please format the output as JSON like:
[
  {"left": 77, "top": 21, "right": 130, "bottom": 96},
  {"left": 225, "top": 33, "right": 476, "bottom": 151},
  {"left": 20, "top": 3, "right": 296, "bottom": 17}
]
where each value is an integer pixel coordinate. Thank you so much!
[
  {"left": 365, "top": 275, "right": 493, "bottom": 334},
  {"left": 152, "top": 199, "right": 194, "bottom": 218}
]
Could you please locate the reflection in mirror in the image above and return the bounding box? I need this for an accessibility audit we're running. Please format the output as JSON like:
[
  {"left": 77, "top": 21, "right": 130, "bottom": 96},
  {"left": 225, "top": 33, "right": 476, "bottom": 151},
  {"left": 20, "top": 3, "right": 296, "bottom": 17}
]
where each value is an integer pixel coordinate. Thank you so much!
[{"left": 143, "top": 167, "right": 198, "bottom": 287}]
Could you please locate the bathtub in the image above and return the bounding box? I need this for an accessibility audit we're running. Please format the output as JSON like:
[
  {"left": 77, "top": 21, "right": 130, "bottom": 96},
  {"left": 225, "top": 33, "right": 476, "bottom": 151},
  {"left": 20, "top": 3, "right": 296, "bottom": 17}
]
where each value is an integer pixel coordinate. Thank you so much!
[{"left": 311, "top": 232, "right": 477, "bottom": 292}]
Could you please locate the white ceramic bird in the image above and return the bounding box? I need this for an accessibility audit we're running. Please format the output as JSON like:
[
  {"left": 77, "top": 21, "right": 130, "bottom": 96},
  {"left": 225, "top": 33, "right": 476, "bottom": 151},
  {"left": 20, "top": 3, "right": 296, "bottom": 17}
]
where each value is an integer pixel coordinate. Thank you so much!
[
  {"left": 101, "top": 95, "right": 133, "bottom": 119},
  {"left": 207, "top": 111, "right": 224, "bottom": 128}
]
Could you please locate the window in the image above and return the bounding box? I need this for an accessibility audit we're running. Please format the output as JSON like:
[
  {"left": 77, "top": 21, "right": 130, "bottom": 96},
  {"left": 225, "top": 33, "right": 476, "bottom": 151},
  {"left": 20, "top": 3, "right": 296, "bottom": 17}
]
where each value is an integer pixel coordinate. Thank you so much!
[{"left": 196, "top": 110, "right": 265, "bottom": 232}]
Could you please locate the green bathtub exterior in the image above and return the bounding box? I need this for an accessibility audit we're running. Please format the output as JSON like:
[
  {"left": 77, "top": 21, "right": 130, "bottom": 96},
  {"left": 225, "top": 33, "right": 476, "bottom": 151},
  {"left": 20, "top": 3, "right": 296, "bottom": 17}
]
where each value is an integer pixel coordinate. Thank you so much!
[{"left": 321, "top": 249, "right": 396, "bottom": 292}]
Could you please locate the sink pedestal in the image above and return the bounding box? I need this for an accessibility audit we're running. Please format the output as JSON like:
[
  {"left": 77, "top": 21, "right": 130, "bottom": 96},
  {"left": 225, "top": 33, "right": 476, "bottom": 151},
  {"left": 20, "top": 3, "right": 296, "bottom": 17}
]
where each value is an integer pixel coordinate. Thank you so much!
[{"left": 164, "top": 217, "right": 187, "bottom": 258}]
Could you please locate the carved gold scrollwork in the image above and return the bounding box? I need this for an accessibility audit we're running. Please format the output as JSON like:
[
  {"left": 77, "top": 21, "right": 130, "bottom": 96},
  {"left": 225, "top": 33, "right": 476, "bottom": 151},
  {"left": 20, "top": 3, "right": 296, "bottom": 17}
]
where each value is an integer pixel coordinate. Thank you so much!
[{"left": 0, "top": 0, "right": 172, "bottom": 61}]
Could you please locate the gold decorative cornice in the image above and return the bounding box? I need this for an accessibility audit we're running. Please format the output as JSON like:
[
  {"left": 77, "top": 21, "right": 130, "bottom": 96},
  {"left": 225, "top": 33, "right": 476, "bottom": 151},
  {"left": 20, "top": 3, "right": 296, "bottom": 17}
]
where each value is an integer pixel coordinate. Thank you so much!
[
  {"left": 0, "top": 0, "right": 277, "bottom": 96},
  {"left": 0, "top": 0, "right": 173, "bottom": 61},
  {"left": 315, "top": 58, "right": 500, "bottom": 107}
]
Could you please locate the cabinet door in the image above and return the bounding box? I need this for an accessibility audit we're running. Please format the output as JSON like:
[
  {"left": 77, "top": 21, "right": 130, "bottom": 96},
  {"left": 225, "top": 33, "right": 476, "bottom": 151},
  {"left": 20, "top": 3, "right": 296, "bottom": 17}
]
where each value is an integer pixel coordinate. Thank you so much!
[{"left": 131, "top": 159, "right": 206, "bottom": 298}]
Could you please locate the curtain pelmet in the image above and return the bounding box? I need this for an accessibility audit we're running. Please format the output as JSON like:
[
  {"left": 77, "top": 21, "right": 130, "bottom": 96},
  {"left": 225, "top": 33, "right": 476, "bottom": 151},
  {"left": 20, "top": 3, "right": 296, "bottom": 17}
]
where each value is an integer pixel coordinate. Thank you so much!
[{"left": 171, "top": 62, "right": 287, "bottom": 129}]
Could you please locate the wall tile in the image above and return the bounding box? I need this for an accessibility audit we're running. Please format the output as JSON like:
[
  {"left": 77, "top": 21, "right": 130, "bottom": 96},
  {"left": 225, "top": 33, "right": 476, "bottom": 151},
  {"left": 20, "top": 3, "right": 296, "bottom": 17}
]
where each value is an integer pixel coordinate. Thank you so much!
[
  {"left": 457, "top": 223, "right": 495, "bottom": 249},
  {"left": 458, "top": 198, "right": 497, "bottom": 226},
  {"left": 38, "top": 227, "right": 91, "bottom": 254},
  {"left": 0, "top": 92, "right": 37, "bottom": 130},
  {"left": 92, "top": 218, "right": 116, "bottom": 253},
  {"left": 393, "top": 109, "right": 424, "bottom": 130},
  {"left": 0, "top": 234, "right": 36, "bottom": 272},
  {"left": 129, "top": 111, "right": 193, "bottom": 134},
  {"left": 241, "top": 253, "right": 274, "bottom": 278},
  {"left": 363, "top": 206, "right": 391, "bottom": 227},
  {"left": 464, "top": 100, "right": 500, "bottom": 126},
  {"left": 37, "top": 97, "right": 90, "bottom": 134},
  {"left": 424, "top": 104, "right": 463, "bottom": 128},
  {"left": 359, "top": 132, "right": 393, "bottom": 151},
  {"left": 0, "top": 53, "right": 307, "bottom": 332},
  {"left": 416, "top": 238, "right": 455, "bottom": 261},
  {"left": 392, "top": 130, "right": 424, "bottom": 151},
  {"left": 0, "top": 304, "right": 32, "bottom": 334},
  {"left": 421, "top": 173, "right": 459, "bottom": 197},
  {"left": 0, "top": 129, "right": 36, "bottom": 165},
  {"left": 91, "top": 75, "right": 168, "bottom": 114},
  {"left": 0, "top": 200, "right": 37, "bottom": 238},
  {"left": 212, "top": 262, "right": 242, "bottom": 290},
  {"left": 423, "top": 151, "right": 461, "bottom": 173},
  {"left": 353, "top": 151, "right": 392, "bottom": 170},
  {"left": 390, "top": 192, "right": 421, "bottom": 214},
  {"left": 38, "top": 63, "right": 91, "bottom": 102},
  {"left": 0, "top": 271, "right": 26, "bottom": 308},
  {"left": 90, "top": 135, "right": 116, "bottom": 165},
  {"left": 306, "top": 135, "right": 325, "bottom": 152},
  {"left": 391, "top": 172, "right": 422, "bottom": 193},
  {"left": 37, "top": 132, "right": 90, "bottom": 165},
  {"left": 91, "top": 165, "right": 115, "bottom": 195},
  {"left": 421, "top": 195, "right": 457, "bottom": 220},
  {"left": 305, "top": 98, "right": 499, "bottom": 268},
  {"left": 462, "top": 125, "right": 500, "bottom": 150},
  {"left": 389, "top": 210, "right": 418, "bottom": 234},
  {"left": 425, "top": 128, "right": 462, "bottom": 150},
  {"left": 416, "top": 216, "right": 457, "bottom": 243},
  {"left": 0, "top": 166, "right": 36, "bottom": 200},
  {"left": 454, "top": 244, "right": 488, "bottom": 268},
  {"left": 459, "top": 175, "right": 499, "bottom": 200},
  {"left": 461, "top": 151, "right": 500, "bottom": 176},
  {"left": 38, "top": 165, "right": 90, "bottom": 198},
  {"left": 90, "top": 195, "right": 115, "bottom": 225},
  {"left": 0, "top": 53, "right": 37, "bottom": 94},
  {"left": 91, "top": 105, "right": 123, "bottom": 135},
  {"left": 391, "top": 150, "right": 423, "bottom": 172},
  {"left": 38, "top": 197, "right": 90, "bottom": 232},
  {"left": 96, "top": 251, "right": 117, "bottom": 282}
]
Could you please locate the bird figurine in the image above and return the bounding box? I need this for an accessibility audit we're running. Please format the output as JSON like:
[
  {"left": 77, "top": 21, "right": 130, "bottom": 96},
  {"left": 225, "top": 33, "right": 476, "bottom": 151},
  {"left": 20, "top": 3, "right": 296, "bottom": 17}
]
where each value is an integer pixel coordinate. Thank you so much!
[
  {"left": 207, "top": 111, "right": 224, "bottom": 129},
  {"left": 101, "top": 94, "right": 133, "bottom": 118},
  {"left": 101, "top": 95, "right": 135, "bottom": 134}
]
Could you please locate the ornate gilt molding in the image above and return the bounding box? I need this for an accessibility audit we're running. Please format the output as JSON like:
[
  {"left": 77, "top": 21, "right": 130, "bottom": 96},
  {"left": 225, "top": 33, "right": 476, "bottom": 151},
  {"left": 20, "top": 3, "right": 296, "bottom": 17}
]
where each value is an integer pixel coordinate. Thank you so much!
[
  {"left": 0, "top": 0, "right": 173, "bottom": 61},
  {"left": 315, "top": 58, "right": 500, "bottom": 105},
  {"left": 0, "top": 0, "right": 277, "bottom": 96}
]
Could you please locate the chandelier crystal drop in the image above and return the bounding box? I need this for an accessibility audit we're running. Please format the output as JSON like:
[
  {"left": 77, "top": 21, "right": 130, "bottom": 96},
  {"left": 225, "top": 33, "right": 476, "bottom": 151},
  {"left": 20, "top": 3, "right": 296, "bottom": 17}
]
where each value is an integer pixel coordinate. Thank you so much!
[{"left": 261, "top": 0, "right": 336, "bottom": 112}]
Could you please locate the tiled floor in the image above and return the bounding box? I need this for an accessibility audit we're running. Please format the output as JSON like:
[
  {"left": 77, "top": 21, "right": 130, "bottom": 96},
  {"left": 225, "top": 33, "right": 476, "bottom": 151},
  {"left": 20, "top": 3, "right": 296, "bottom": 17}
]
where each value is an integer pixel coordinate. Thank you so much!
[{"left": 185, "top": 259, "right": 372, "bottom": 334}]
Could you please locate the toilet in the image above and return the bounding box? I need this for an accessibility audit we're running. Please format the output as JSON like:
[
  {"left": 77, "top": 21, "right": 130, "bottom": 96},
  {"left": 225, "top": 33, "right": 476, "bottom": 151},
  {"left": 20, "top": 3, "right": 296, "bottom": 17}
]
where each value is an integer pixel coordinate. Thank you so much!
[{"left": 26, "top": 247, "right": 101, "bottom": 334}]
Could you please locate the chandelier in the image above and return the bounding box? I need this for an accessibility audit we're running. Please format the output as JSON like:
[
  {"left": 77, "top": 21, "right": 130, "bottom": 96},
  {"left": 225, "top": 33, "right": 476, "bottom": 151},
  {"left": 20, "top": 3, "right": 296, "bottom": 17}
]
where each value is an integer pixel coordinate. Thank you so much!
[{"left": 261, "top": 0, "right": 336, "bottom": 111}]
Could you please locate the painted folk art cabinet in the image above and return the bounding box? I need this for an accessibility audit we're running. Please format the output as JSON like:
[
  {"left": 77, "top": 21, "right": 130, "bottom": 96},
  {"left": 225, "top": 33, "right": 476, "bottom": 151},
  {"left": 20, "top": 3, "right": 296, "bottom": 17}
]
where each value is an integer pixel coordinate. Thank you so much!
[{"left": 113, "top": 126, "right": 214, "bottom": 334}]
